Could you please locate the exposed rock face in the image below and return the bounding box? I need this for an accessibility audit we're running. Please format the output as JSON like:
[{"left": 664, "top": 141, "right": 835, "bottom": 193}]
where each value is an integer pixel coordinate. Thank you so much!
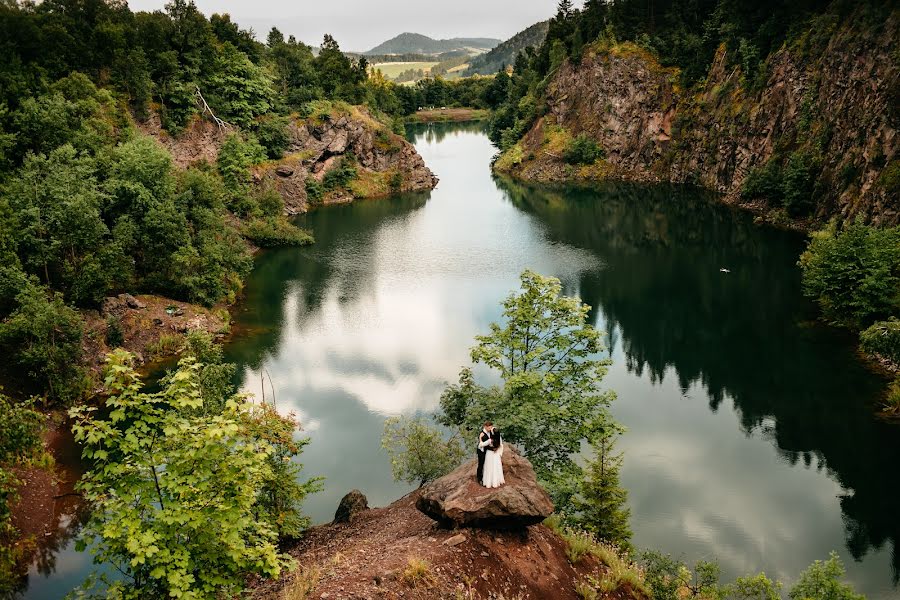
[
  {"left": 138, "top": 106, "right": 438, "bottom": 215},
  {"left": 416, "top": 446, "right": 554, "bottom": 529},
  {"left": 333, "top": 489, "right": 369, "bottom": 523},
  {"left": 497, "top": 9, "right": 899, "bottom": 227},
  {"left": 259, "top": 107, "right": 438, "bottom": 214}
]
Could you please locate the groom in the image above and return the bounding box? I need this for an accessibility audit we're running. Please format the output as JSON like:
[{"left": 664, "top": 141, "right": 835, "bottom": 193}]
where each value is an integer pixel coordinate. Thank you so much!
[{"left": 476, "top": 421, "right": 494, "bottom": 483}]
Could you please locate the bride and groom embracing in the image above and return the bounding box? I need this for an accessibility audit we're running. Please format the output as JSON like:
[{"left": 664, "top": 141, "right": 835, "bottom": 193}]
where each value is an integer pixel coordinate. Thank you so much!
[{"left": 476, "top": 421, "right": 505, "bottom": 488}]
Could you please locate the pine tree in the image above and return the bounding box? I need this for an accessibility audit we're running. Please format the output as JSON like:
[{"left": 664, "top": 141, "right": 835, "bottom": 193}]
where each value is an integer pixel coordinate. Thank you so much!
[
  {"left": 557, "top": 0, "right": 574, "bottom": 19},
  {"left": 575, "top": 428, "right": 633, "bottom": 549}
]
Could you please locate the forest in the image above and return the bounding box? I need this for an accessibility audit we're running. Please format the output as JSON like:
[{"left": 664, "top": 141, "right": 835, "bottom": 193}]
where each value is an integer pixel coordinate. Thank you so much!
[{"left": 0, "top": 0, "right": 896, "bottom": 598}]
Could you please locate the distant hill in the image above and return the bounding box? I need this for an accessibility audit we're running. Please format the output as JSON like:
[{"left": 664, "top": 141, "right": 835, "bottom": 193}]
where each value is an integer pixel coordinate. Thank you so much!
[
  {"left": 465, "top": 21, "right": 549, "bottom": 75},
  {"left": 364, "top": 32, "right": 500, "bottom": 56}
]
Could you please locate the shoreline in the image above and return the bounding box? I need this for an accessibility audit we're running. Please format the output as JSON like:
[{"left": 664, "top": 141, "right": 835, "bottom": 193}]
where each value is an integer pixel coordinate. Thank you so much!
[{"left": 406, "top": 107, "right": 490, "bottom": 123}]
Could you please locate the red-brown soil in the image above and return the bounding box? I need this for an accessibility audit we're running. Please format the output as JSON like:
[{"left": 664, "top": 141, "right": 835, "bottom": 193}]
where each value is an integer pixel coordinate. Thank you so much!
[{"left": 251, "top": 490, "right": 601, "bottom": 600}]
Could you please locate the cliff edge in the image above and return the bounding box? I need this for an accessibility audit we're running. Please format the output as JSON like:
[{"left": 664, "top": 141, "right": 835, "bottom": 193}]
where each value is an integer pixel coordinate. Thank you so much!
[{"left": 495, "top": 8, "right": 898, "bottom": 227}]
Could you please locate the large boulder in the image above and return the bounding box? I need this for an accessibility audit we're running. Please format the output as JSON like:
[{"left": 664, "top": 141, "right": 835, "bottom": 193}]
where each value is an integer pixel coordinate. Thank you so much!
[
  {"left": 416, "top": 446, "right": 554, "bottom": 529},
  {"left": 333, "top": 489, "right": 369, "bottom": 523}
]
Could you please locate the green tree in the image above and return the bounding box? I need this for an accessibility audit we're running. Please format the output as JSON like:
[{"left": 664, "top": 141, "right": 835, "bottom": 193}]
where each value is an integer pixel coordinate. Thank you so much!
[
  {"left": 0, "top": 283, "right": 88, "bottom": 404},
  {"left": 382, "top": 415, "right": 466, "bottom": 487},
  {"left": 799, "top": 221, "right": 900, "bottom": 328},
  {"left": 206, "top": 42, "right": 274, "bottom": 127},
  {"left": 563, "top": 134, "right": 604, "bottom": 165},
  {"left": 788, "top": 552, "right": 864, "bottom": 600},
  {"left": 70, "top": 350, "right": 314, "bottom": 598},
  {"left": 438, "top": 270, "right": 616, "bottom": 506},
  {"left": 573, "top": 426, "right": 632, "bottom": 548}
]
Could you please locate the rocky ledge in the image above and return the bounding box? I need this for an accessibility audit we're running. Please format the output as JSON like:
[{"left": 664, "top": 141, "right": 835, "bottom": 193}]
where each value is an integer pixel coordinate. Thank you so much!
[
  {"left": 252, "top": 491, "right": 593, "bottom": 600},
  {"left": 416, "top": 446, "right": 554, "bottom": 529}
]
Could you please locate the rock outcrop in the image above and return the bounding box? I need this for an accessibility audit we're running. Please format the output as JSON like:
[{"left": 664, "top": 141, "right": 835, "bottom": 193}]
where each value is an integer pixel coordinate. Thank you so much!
[
  {"left": 416, "top": 446, "right": 554, "bottom": 529},
  {"left": 333, "top": 489, "right": 369, "bottom": 523},
  {"left": 251, "top": 491, "right": 601, "bottom": 600},
  {"left": 139, "top": 104, "right": 438, "bottom": 215},
  {"left": 495, "top": 8, "right": 899, "bottom": 227},
  {"left": 256, "top": 106, "right": 438, "bottom": 214}
]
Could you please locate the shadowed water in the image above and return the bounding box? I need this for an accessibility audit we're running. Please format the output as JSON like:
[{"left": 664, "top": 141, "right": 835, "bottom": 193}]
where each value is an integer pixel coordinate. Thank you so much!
[{"left": 19, "top": 121, "right": 899, "bottom": 598}]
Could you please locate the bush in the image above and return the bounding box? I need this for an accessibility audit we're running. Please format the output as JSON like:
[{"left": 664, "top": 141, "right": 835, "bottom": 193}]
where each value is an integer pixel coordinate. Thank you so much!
[
  {"left": 105, "top": 316, "right": 124, "bottom": 348},
  {"left": 381, "top": 415, "right": 466, "bottom": 487},
  {"left": 322, "top": 155, "right": 358, "bottom": 191},
  {"left": 241, "top": 218, "right": 314, "bottom": 248},
  {"left": 70, "top": 350, "right": 319, "bottom": 598},
  {"left": 305, "top": 178, "right": 324, "bottom": 204},
  {"left": 799, "top": 222, "right": 900, "bottom": 328},
  {"left": 563, "top": 134, "right": 604, "bottom": 165},
  {"left": 0, "top": 283, "right": 89, "bottom": 404},
  {"left": 253, "top": 115, "right": 292, "bottom": 159},
  {"left": 741, "top": 160, "right": 783, "bottom": 202},
  {"left": 782, "top": 150, "right": 821, "bottom": 216},
  {"left": 859, "top": 318, "right": 900, "bottom": 364}
]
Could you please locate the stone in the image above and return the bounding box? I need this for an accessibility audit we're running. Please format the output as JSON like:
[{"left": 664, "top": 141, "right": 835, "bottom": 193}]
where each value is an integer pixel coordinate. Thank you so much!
[
  {"left": 443, "top": 534, "right": 467, "bottom": 547},
  {"left": 101, "top": 296, "right": 123, "bottom": 316},
  {"left": 120, "top": 293, "right": 145, "bottom": 309},
  {"left": 275, "top": 165, "right": 294, "bottom": 177},
  {"left": 416, "top": 446, "right": 554, "bottom": 529},
  {"left": 333, "top": 489, "right": 369, "bottom": 523}
]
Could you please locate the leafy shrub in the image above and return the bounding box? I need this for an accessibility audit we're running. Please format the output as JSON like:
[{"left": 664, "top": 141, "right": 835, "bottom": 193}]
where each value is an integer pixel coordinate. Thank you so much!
[
  {"left": 70, "top": 350, "right": 319, "bottom": 598},
  {"left": 782, "top": 150, "right": 821, "bottom": 216},
  {"left": 741, "top": 160, "right": 783, "bottom": 202},
  {"left": 885, "top": 378, "right": 900, "bottom": 414},
  {"left": 322, "top": 155, "right": 358, "bottom": 191},
  {"left": 0, "top": 283, "right": 88, "bottom": 404},
  {"left": 242, "top": 218, "right": 314, "bottom": 248},
  {"left": 878, "top": 160, "right": 900, "bottom": 195},
  {"left": 253, "top": 115, "right": 292, "bottom": 159},
  {"left": 305, "top": 177, "right": 324, "bottom": 204},
  {"left": 564, "top": 134, "right": 604, "bottom": 165},
  {"left": 0, "top": 395, "right": 45, "bottom": 527},
  {"left": 256, "top": 185, "right": 285, "bottom": 217},
  {"left": 105, "top": 317, "right": 124, "bottom": 348},
  {"left": 859, "top": 318, "right": 900, "bottom": 364},
  {"left": 799, "top": 222, "right": 900, "bottom": 328},
  {"left": 217, "top": 133, "right": 267, "bottom": 211},
  {"left": 381, "top": 415, "right": 466, "bottom": 487}
]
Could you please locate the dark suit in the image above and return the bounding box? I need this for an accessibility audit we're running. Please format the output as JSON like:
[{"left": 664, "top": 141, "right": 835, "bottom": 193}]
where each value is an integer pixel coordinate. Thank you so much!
[{"left": 476, "top": 429, "right": 491, "bottom": 482}]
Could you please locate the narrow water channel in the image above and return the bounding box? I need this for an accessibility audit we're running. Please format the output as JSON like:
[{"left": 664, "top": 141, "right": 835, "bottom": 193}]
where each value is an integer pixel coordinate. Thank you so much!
[{"left": 20, "top": 121, "right": 899, "bottom": 598}]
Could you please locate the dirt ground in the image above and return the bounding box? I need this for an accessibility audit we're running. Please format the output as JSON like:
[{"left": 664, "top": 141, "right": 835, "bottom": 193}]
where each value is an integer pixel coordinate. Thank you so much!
[{"left": 251, "top": 491, "right": 602, "bottom": 600}]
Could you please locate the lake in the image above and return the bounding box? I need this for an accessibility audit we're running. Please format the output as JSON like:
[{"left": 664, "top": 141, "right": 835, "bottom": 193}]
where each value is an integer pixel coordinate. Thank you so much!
[{"left": 20, "top": 121, "right": 899, "bottom": 599}]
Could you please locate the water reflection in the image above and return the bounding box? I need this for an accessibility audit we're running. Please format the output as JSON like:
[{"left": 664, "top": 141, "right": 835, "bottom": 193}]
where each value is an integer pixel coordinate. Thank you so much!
[{"left": 213, "top": 121, "right": 896, "bottom": 598}]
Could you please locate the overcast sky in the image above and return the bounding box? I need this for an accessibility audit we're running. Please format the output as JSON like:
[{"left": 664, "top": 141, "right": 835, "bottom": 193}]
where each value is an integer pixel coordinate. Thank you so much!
[{"left": 126, "top": 1, "right": 572, "bottom": 52}]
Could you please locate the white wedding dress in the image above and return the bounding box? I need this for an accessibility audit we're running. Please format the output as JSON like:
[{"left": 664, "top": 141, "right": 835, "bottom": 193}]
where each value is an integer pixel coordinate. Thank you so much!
[{"left": 482, "top": 440, "right": 505, "bottom": 488}]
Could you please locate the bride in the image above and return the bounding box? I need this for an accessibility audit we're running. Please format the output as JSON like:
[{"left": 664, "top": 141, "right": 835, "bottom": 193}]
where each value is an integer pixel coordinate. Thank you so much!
[{"left": 482, "top": 426, "right": 505, "bottom": 488}]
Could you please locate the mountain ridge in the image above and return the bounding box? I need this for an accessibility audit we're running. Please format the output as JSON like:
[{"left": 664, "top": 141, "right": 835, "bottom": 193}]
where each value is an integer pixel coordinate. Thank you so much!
[
  {"left": 364, "top": 32, "right": 500, "bottom": 56},
  {"left": 466, "top": 20, "right": 550, "bottom": 75}
]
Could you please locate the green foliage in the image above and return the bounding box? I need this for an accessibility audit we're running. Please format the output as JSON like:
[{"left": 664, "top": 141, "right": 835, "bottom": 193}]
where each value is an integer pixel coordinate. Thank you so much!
[
  {"left": 563, "top": 134, "right": 604, "bottom": 165},
  {"left": 799, "top": 221, "right": 900, "bottom": 328},
  {"left": 438, "top": 270, "right": 615, "bottom": 508},
  {"left": 70, "top": 350, "right": 319, "bottom": 598},
  {"left": 0, "top": 395, "right": 45, "bottom": 527},
  {"left": 381, "top": 415, "right": 466, "bottom": 487},
  {"left": 0, "top": 283, "right": 88, "bottom": 404},
  {"left": 0, "top": 395, "right": 46, "bottom": 597},
  {"left": 253, "top": 115, "right": 292, "bottom": 159},
  {"left": 788, "top": 552, "right": 864, "bottom": 600},
  {"left": 217, "top": 133, "right": 267, "bottom": 210},
  {"left": 859, "top": 318, "right": 900, "bottom": 364},
  {"left": 741, "top": 160, "right": 783, "bottom": 203},
  {"left": 105, "top": 316, "right": 124, "bottom": 348},
  {"left": 305, "top": 177, "right": 325, "bottom": 204},
  {"left": 572, "top": 428, "right": 632, "bottom": 548},
  {"left": 322, "top": 156, "right": 358, "bottom": 191},
  {"left": 241, "top": 218, "right": 314, "bottom": 248},
  {"left": 782, "top": 151, "right": 821, "bottom": 217},
  {"left": 207, "top": 43, "right": 274, "bottom": 127}
]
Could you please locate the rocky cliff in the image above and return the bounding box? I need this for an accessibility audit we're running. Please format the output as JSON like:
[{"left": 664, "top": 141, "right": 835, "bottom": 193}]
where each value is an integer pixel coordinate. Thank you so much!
[
  {"left": 495, "top": 8, "right": 899, "bottom": 227},
  {"left": 140, "top": 104, "right": 437, "bottom": 215},
  {"left": 250, "top": 448, "right": 642, "bottom": 600}
]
